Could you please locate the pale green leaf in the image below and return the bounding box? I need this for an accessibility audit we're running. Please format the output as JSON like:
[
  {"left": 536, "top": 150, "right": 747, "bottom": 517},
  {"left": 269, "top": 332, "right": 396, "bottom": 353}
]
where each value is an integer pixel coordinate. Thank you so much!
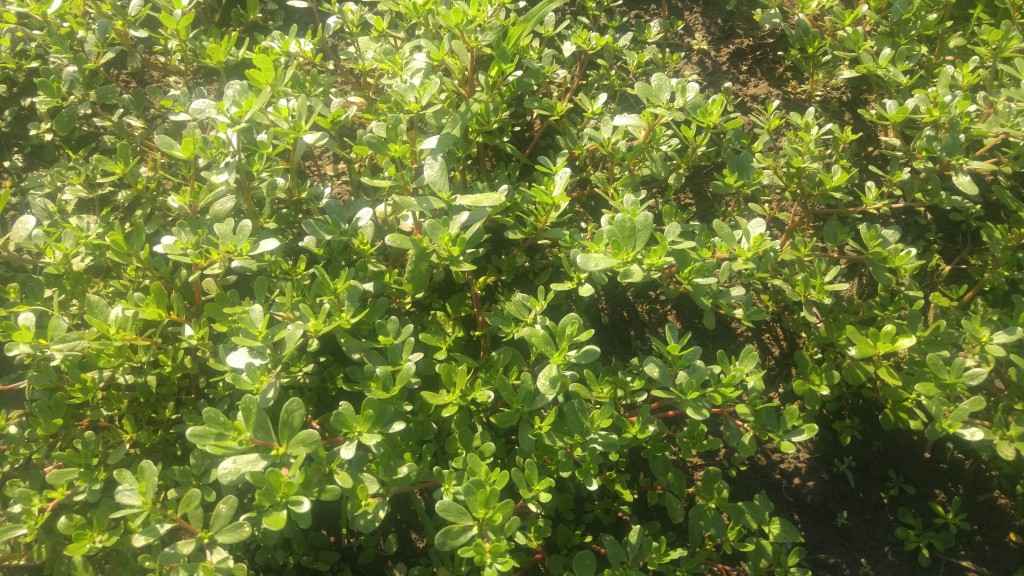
[
  {"left": 575, "top": 253, "right": 618, "bottom": 272},
  {"left": 10, "top": 214, "right": 36, "bottom": 244}
]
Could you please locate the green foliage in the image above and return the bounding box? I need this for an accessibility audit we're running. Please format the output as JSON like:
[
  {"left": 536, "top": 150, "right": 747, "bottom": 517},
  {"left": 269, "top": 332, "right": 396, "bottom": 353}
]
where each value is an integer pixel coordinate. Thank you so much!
[{"left": 1, "top": 0, "right": 1023, "bottom": 573}]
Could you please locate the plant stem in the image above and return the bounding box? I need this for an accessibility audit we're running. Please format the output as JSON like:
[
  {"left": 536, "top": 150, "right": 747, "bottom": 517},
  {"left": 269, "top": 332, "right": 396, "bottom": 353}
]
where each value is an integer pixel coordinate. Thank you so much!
[
  {"left": 523, "top": 52, "right": 590, "bottom": 159},
  {"left": 467, "top": 273, "right": 488, "bottom": 358},
  {"left": 391, "top": 479, "right": 440, "bottom": 495},
  {"left": 0, "top": 380, "right": 27, "bottom": 391}
]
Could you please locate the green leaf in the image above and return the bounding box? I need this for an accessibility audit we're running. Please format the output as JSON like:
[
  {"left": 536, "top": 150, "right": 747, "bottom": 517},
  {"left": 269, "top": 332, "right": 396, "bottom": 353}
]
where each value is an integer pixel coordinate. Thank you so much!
[
  {"left": 130, "top": 524, "right": 172, "bottom": 548},
  {"left": 890, "top": 334, "right": 916, "bottom": 352},
  {"left": 992, "top": 327, "right": 1022, "bottom": 344},
  {"left": 213, "top": 521, "right": 252, "bottom": 544},
  {"left": 612, "top": 113, "right": 645, "bottom": 128},
  {"left": 423, "top": 155, "right": 449, "bottom": 195},
  {"left": 0, "top": 525, "right": 27, "bottom": 544},
  {"left": 536, "top": 364, "right": 565, "bottom": 398},
  {"left": 575, "top": 253, "right": 618, "bottom": 272},
  {"left": 262, "top": 507, "right": 288, "bottom": 531},
  {"left": 287, "top": 496, "right": 312, "bottom": 514},
  {"left": 506, "top": 0, "right": 568, "bottom": 48},
  {"left": 10, "top": 214, "right": 36, "bottom": 244},
  {"left": 951, "top": 171, "right": 978, "bottom": 195},
  {"left": 617, "top": 264, "right": 645, "bottom": 283},
  {"left": 948, "top": 395, "right": 986, "bottom": 424},
  {"left": 45, "top": 467, "right": 80, "bottom": 486},
  {"left": 876, "top": 363, "right": 901, "bottom": 385},
  {"left": 955, "top": 426, "right": 985, "bottom": 441},
  {"left": 158, "top": 538, "right": 197, "bottom": 565},
  {"left": 278, "top": 397, "right": 305, "bottom": 447},
  {"left": 767, "top": 517, "right": 804, "bottom": 543},
  {"left": 434, "top": 524, "right": 477, "bottom": 551},
  {"left": 225, "top": 347, "right": 265, "bottom": 369},
  {"left": 208, "top": 195, "right": 236, "bottom": 219},
  {"left": 287, "top": 429, "right": 323, "bottom": 458},
  {"left": 209, "top": 495, "right": 239, "bottom": 533},
  {"left": 52, "top": 106, "right": 78, "bottom": 136},
  {"left": 572, "top": 345, "right": 601, "bottom": 364},
  {"left": 522, "top": 328, "right": 558, "bottom": 358},
  {"left": 185, "top": 426, "right": 232, "bottom": 452},
  {"left": 713, "top": 219, "right": 737, "bottom": 249},
  {"left": 454, "top": 191, "right": 506, "bottom": 207},
  {"left": 572, "top": 550, "right": 597, "bottom": 576},
  {"left": 249, "top": 238, "right": 280, "bottom": 255},
  {"left": 177, "top": 488, "right": 202, "bottom": 517},
  {"left": 154, "top": 134, "right": 184, "bottom": 159},
  {"left": 962, "top": 368, "right": 988, "bottom": 387},
  {"left": 995, "top": 440, "right": 1017, "bottom": 461},
  {"left": 925, "top": 353, "right": 949, "bottom": 379},
  {"left": 436, "top": 500, "right": 474, "bottom": 525},
  {"left": 785, "top": 423, "right": 819, "bottom": 443},
  {"left": 188, "top": 99, "right": 218, "bottom": 119},
  {"left": 385, "top": 233, "right": 414, "bottom": 250},
  {"left": 217, "top": 453, "right": 271, "bottom": 484}
]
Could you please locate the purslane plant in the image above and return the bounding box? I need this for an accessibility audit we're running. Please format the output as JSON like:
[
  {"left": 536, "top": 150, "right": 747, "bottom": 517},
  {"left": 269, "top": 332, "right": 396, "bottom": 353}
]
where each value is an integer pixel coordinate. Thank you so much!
[{"left": 1, "top": 0, "right": 1023, "bottom": 574}]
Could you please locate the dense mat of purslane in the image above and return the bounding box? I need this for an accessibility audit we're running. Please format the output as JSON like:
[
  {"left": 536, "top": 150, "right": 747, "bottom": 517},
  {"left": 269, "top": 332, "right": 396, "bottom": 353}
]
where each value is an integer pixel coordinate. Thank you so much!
[{"left": 0, "top": 0, "right": 1022, "bottom": 573}]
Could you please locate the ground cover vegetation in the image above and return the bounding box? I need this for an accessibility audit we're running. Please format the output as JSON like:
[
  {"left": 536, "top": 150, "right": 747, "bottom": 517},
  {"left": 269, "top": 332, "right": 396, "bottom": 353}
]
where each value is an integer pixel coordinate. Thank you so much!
[{"left": 1, "top": 0, "right": 1023, "bottom": 573}]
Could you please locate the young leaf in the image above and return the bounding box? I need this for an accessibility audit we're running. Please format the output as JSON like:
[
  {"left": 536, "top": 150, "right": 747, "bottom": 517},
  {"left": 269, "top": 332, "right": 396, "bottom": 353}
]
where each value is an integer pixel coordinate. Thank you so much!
[{"left": 505, "top": 0, "right": 568, "bottom": 48}]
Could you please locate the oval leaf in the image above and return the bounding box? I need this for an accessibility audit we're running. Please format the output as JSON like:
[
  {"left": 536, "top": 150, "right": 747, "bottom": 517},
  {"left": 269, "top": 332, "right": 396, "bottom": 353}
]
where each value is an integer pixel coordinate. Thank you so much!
[
  {"left": 214, "top": 521, "right": 252, "bottom": 544},
  {"left": 575, "top": 253, "right": 618, "bottom": 272}
]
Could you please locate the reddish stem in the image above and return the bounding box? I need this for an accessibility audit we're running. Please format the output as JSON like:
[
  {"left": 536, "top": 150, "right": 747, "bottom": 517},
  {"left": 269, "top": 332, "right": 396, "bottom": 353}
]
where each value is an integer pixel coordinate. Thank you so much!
[
  {"left": 467, "top": 273, "right": 488, "bottom": 359},
  {"left": 391, "top": 479, "right": 440, "bottom": 495},
  {"left": 703, "top": 560, "right": 735, "bottom": 575},
  {"left": 321, "top": 434, "right": 348, "bottom": 447},
  {"left": 76, "top": 418, "right": 114, "bottom": 429},
  {"left": 637, "top": 485, "right": 667, "bottom": 492},
  {"left": 624, "top": 400, "right": 669, "bottom": 419},
  {"left": 43, "top": 462, "right": 64, "bottom": 475},
  {"left": 524, "top": 52, "right": 590, "bottom": 159},
  {"left": 172, "top": 513, "right": 201, "bottom": 537},
  {"left": 778, "top": 202, "right": 805, "bottom": 250},
  {"left": 515, "top": 553, "right": 546, "bottom": 576}
]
